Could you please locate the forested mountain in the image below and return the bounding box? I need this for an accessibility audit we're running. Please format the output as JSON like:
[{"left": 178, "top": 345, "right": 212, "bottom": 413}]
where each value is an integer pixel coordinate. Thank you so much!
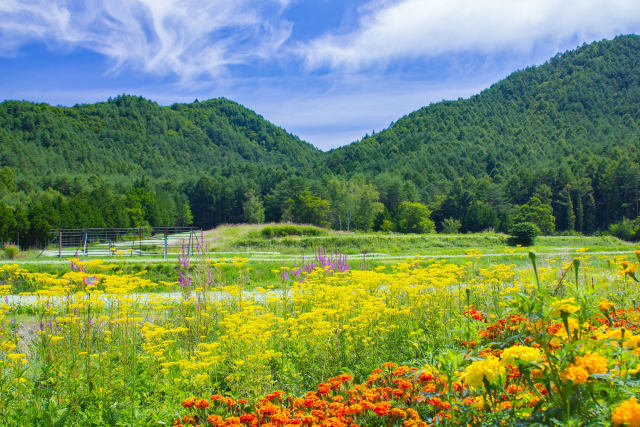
[
  {"left": 1, "top": 35, "right": 639, "bottom": 247},
  {"left": 0, "top": 96, "right": 321, "bottom": 185},
  {"left": 326, "top": 34, "right": 640, "bottom": 233}
]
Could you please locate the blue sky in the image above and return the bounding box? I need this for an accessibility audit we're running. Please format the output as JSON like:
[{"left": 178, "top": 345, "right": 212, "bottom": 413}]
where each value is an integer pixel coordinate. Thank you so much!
[{"left": 1, "top": 0, "right": 640, "bottom": 150}]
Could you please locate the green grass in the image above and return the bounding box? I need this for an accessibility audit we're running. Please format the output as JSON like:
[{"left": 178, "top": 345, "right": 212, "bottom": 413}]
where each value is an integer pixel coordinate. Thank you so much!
[{"left": 2, "top": 224, "right": 636, "bottom": 291}]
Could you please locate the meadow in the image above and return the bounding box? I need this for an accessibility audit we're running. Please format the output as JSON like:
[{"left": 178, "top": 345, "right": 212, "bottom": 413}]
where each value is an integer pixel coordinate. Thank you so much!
[{"left": 0, "top": 229, "right": 639, "bottom": 426}]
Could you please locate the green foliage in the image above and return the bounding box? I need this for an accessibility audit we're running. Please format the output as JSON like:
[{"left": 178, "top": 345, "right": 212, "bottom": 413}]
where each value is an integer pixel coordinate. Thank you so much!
[
  {"left": 327, "top": 36, "right": 640, "bottom": 232},
  {"left": 508, "top": 222, "right": 540, "bottom": 246},
  {"left": 463, "top": 200, "right": 498, "bottom": 232},
  {"left": 513, "top": 197, "right": 556, "bottom": 235},
  {"left": 2, "top": 37, "right": 640, "bottom": 243},
  {"left": 243, "top": 191, "right": 265, "bottom": 224},
  {"left": 284, "top": 190, "right": 331, "bottom": 227},
  {"left": 257, "top": 224, "right": 328, "bottom": 238},
  {"left": 441, "top": 217, "right": 462, "bottom": 234},
  {"left": 3, "top": 244, "right": 19, "bottom": 259},
  {"left": 607, "top": 217, "right": 639, "bottom": 241},
  {"left": 326, "top": 178, "right": 382, "bottom": 231},
  {"left": 396, "top": 201, "right": 435, "bottom": 234}
]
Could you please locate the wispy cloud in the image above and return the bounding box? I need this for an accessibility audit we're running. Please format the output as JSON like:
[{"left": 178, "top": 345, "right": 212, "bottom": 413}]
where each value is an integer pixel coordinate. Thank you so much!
[
  {"left": 300, "top": 0, "right": 640, "bottom": 70},
  {"left": 0, "top": 0, "right": 293, "bottom": 82}
]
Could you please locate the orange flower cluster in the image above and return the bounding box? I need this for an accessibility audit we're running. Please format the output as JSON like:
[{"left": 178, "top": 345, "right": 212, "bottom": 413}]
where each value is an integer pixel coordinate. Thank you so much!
[
  {"left": 173, "top": 303, "right": 640, "bottom": 426},
  {"left": 174, "top": 364, "right": 484, "bottom": 427}
]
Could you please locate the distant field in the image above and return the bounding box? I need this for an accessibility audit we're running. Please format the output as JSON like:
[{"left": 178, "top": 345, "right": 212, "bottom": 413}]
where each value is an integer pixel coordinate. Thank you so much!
[{"left": 2, "top": 223, "right": 636, "bottom": 289}]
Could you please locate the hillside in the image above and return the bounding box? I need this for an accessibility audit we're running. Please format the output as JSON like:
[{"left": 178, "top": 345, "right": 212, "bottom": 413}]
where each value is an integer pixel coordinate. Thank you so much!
[
  {"left": 327, "top": 35, "right": 640, "bottom": 194},
  {"left": 0, "top": 96, "right": 321, "bottom": 185},
  {"left": 1, "top": 36, "right": 639, "bottom": 246}
]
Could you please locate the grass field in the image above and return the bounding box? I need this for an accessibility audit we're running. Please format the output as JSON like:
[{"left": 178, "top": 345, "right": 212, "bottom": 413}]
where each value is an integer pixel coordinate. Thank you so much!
[{"left": 1, "top": 225, "right": 639, "bottom": 425}]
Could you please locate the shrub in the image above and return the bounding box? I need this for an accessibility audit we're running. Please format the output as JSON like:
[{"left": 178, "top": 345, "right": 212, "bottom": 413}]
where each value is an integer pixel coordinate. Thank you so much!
[
  {"left": 259, "top": 224, "right": 328, "bottom": 238},
  {"left": 507, "top": 222, "right": 540, "bottom": 246},
  {"left": 396, "top": 202, "right": 435, "bottom": 234},
  {"left": 440, "top": 217, "right": 462, "bottom": 234},
  {"left": 607, "top": 217, "right": 639, "bottom": 242},
  {"left": 3, "top": 244, "right": 20, "bottom": 259}
]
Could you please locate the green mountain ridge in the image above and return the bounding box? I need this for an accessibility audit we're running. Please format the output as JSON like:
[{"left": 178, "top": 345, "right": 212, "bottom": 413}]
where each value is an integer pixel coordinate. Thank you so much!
[
  {"left": 0, "top": 96, "right": 321, "bottom": 185},
  {"left": 327, "top": 35, "right": 640, "bottom": 194},
  {"left": 0, "top": 35, "right": 639, "bottom": 244}
]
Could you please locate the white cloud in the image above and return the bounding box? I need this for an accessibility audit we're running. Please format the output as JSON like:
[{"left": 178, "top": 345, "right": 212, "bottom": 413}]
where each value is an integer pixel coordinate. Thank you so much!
[
  {"left": 0, "top": 0, "right": 293, "bottom": 82},
  {"left": 300, "top": 0, "right": 640, "bottom": 70}
]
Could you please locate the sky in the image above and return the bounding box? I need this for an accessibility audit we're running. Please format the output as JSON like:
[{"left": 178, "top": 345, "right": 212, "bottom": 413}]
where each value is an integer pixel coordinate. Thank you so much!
[{"left": 1, "top": 1, "right": 640, "bottom": 151}]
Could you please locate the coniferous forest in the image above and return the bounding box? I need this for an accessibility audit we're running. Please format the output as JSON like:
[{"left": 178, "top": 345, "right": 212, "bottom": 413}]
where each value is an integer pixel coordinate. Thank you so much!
[{"left": 1, "top": 35, "right": 640, "bottom": 246}]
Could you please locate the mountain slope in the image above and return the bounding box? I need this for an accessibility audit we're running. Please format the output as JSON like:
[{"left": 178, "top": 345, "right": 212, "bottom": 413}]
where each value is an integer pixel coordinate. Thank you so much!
[
  {"left": 326, "top": 35, "right": 640, "bottom": 194},
  {"left": 0, "top": 95, "right": 321, "bottom": 184}
]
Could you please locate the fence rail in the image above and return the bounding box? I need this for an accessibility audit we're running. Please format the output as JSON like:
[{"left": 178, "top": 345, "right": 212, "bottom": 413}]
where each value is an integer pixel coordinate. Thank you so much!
[{"left": 40, "top": 227, "right": 200, "bottom": 258}]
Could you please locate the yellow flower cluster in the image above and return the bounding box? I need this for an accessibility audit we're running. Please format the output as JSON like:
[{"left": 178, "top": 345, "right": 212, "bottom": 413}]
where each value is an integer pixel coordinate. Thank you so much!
[
  {"left": 500, "top": 345, "right": 541, "bottom": 364},
  {"left": 550, "top": 298, "right": 581, "bottom": 317},
  {"left": 574, "top": 352, "right": 608, "bottom": 375},
  {"left": 562, "top": 365, "right": 589, "bottom": 385},
  {"left": 463, "top": 356, "right": 506, "bottom": 388},
  {"left": 613, "top": 397, "right": 640, "bottom": 427}
]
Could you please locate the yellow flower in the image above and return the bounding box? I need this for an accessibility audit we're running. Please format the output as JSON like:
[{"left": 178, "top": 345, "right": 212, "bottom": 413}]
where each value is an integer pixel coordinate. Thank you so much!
[
  {"left": 562, "top": 365, "right": 589, "bottom": 385},
  {"left": 613, "top": 397, "right": 640, "bottom": 427},
  {"left": 574, "top": 352, "right": 607, "bottom": 374},
  {"left": 7, "top": 353, "right": 26, "bottom": 361},
  {"left": 550, "top": 298, "right": 580, "bottom": 317},
  {"left": 463, "top": 356, "right": 506, "bottom": 388},
  {"left": 624, "top": 335, "right": 640, "bottom": 349},
  {"left": 599, "top": 300, "right": 616, "bottom": 312},
  {"left": 500, "top": 345, "right": 541, "bottom": 365}
]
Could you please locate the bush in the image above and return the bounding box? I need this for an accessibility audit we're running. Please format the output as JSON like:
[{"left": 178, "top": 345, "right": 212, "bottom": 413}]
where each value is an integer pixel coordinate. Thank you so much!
[
  {"left": 3, "top": 244, "right": 20, "bottom": 259},
  {"left": 507, "top": 222, "right": 540, "bottom": 246},
  {"left": 258, "top": 224, "right": 328, "bottom": 239},
  {"left": 607, "top": 217, "right": 639, "bottom": 242},
  {"left": 440, "top": 218, "right": 462, "bottom": 234},
  {"left": 396, "top": 202, "right": 435, "bottom": 234}
]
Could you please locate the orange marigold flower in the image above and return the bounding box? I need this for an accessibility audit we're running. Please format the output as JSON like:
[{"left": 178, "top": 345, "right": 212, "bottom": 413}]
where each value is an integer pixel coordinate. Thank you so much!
[
  {"left": 562, "top": 365, "right": 589, "bottom": 385},
  {"left": 393, "top": 379, "right": 413, "bottom": 390},
  {"left": 181, "top": 398, "right": 196, "bottom": 409},
  {"left": 417, "top": 371, "right": 434, "bottom": 382},
  {"left": 392, "top": 388, "right": 405, "bottom": 398},
  {"left": 393, "top": 366, "right": 411, "bottom": 376},
  {"left": 428, "top": 397, "right": 442, "bottom": 407},
  {"left": 382, "top": 362, "right": 398, "bottom": 369},
  {"left": 206, "top": 414, "right": 222, "bottom": 424},
  {"left": 390, "top": 408, "right": 407, "bottom": 419},
  {"left": 239, "top": 414, "right": 256, "bottom": 423},
  {"left": 362, "top": 401, "right": 375, "bottom": 410},
  {"left": 181, "top": 414, "right": 195, "bottom": 424},
  {"left": 575, "top": 352, "right": 608, "bottom": 374},
  {"left": 422, "top": 383, "right": 436, "bottom": 393},
  {"left": 499, "top": 401, "right": 513, "bottom": 410},
  {"left": 613, "top": 397, "right": 640, "bottom": 427},
  {"left": 195, "top": 399, "right": 210, "bottom": 410},
  {"left": 300, "top": 415, "right": 316, "bottom": 425},
  {"left": 318, "top": 383, "right": 331, "bottom": 395},
  {"left": 374, "top": 402, "right": 391, "bottom": 417},
  {"left": 259, "top": 403, "right": 280, "bottom": 417}
]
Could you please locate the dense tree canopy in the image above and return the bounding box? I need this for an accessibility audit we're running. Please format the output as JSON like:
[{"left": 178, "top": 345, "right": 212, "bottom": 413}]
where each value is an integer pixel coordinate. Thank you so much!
[{"left": 1, "top": 36, "right": 640, "bottom": 246}]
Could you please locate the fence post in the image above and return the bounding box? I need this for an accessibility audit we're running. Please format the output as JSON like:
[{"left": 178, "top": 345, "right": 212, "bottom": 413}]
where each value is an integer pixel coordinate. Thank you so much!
[
  {"left": 164, "top": 228, "right": 168, "bottom": 260},
  {"left": 139, "top": 228, "right": 142, "bottom": 256},
  {"left": 83, "top": 230, "right": 88, "bottom": 256},
  {"left": 188, "top": 229, "right": 193, "bottom": 257},
  {"left": 58, "top": 230, "right": 62, "bottom": 258}
]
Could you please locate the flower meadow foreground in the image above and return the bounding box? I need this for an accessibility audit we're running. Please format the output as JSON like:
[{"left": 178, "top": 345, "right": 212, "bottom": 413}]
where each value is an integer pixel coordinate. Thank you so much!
[{"left": 0, "top": 248, "right": 639, "bottom": 425}]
